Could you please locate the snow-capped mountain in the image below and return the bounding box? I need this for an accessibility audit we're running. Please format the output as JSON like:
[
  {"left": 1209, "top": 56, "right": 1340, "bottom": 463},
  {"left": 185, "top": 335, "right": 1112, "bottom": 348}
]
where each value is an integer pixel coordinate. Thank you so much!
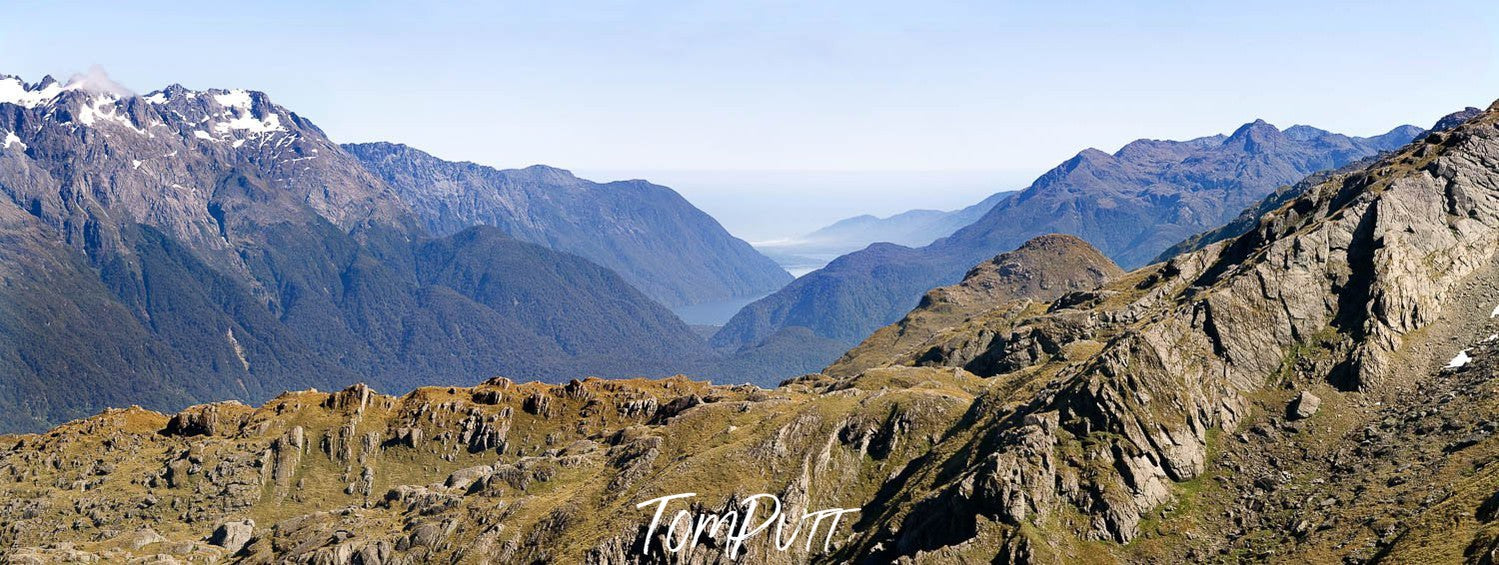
[{"left": 0, "top": 73, "right": 730, "bottom": 432}]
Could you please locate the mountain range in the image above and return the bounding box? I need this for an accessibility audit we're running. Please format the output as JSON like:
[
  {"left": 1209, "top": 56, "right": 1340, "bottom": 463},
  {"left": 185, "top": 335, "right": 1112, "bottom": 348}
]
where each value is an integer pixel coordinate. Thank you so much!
[
  {"left": 753, "top": 190, "right": 1014, "bottom": 273},
  {"left": 711, "top": 119, "right": 1427, "bottom": 381},
  {"left": 4, "top": 102, "right": 1498, "bottom": 564},
  {"left": 343, "top": 142, "right": 789, "bottom": 308},
  {"left": 0, "top": 74, "right": 787, "bottom": 432}
]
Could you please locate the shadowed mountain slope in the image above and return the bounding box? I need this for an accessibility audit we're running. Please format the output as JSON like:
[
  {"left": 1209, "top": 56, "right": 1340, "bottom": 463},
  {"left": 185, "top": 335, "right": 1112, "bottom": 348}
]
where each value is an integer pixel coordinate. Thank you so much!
[
  {"left": 8, "top": 104, "right": 1499, "bottom": 563},
  {"left": 0, "top": 75, "right": 711, "bottom": 432},
  {"left": 713, "top": 120, "right": 1426, "bottom": 381},
  {"left": 344, "top": 142, "right": 791, "bottom": 308},
  {"left": 825, "top": 101, "right": 1499, "bottom": 562}
]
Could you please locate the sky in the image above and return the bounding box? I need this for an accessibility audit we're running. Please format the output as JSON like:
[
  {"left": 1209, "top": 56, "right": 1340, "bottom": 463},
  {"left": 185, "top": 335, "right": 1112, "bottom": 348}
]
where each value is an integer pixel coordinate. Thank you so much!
[{"left": 3, "top": 1, "right": 1497, "bottom": 239}]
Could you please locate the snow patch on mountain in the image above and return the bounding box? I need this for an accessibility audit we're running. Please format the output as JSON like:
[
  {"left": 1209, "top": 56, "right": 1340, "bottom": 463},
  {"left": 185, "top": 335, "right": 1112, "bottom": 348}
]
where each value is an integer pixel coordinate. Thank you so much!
[
  {"left": 213, "top": 90, "right": 253, "bottom": 109},
  {"left": 213, "top": 111, "right": 282, "bottom": 135},
  {"left": 0, "top": 77, "right": 64, "bottom": 108},
  {"left": 71, "top": 96, "right": 146, "bottom": 136}
]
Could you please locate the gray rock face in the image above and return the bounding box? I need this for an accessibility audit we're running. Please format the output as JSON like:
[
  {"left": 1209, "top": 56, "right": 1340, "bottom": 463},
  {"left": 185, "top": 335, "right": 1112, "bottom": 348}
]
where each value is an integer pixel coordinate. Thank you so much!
[
  {"left": 827, "top": 234, "right": 1123, "bottom": 376},
  {"left": 209, "top": 519, "right": 254, "bottom": 554},
  {"left": 443, "top": 465, "right": 494, "bottom": 490},
  {"left": 840, "top": 102, "right": 1499, "bottom": 558},
  {"left": 343, "top": 142, "right": 790, "bottom": 308},
  {"left": 1434, "top": 107, "right": 1484, "bottom": 132},
  {"left": 1289, "top": 391, "right": 1322, "bottom": 419},
  {"left": 163, "top": 402, "right": 252, "bottom": 437},
  {"left": 714, "top": 118, "right": 1427, "bottom": 380}
]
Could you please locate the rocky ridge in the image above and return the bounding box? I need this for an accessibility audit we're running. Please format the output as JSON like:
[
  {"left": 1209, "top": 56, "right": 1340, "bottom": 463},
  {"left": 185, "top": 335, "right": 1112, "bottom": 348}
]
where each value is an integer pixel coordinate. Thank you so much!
[
  {"left": 4, "top": 97, "right": 1499, "bottom": 563},
  {"left": 0, "top": 370, "right": 983, "bottom": 564},
  {"left": 827, "top": 100, "right": 1499, "bottom": 561},
  {"left": 713, "top": 117, "right": 1427, "bottom": 383},
  {"left": 827, "top": 234, "right": 1123, "bottom": 377}
]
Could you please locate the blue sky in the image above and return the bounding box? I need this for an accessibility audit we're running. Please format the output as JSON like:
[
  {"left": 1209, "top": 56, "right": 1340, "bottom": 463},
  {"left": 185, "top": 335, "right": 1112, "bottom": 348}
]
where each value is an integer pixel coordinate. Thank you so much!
[{"left": 3, "top": 1, "right": 1497, "bottom": 238}]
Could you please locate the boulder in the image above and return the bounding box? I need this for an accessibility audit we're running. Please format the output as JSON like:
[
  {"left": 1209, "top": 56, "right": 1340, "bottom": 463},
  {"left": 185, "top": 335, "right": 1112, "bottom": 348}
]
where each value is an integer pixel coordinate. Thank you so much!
[
  {"left": 208, "top": 520, "right": 255, "bottom": 555},
  {"left": 1288, "top": 391, "right": 1321, "bottom": 420}
]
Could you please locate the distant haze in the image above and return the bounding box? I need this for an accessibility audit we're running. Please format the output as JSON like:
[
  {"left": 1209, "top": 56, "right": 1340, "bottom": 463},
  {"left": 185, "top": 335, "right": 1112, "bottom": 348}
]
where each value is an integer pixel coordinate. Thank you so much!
[{"left": 579, "top": 169, "right": 1040, "bottom": 242}]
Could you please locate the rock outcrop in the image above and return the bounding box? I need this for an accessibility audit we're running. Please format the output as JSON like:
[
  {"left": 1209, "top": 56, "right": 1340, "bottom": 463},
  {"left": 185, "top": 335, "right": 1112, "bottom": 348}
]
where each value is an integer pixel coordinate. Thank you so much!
[
  {"left": 1288, "top": 391, "right": 1321, "bottom": 420},
  {"left": 827, "top": 233, "right": 1122, "bottom": 376},
  {"left": 714, "top": 117, "right": 1425, "bottom": 383},
  {"left": 210, "top": 520, "right": 255, "bottom": 555},
  {"left": 6, "top": 96, "right": 1499, "bottom": 564},
  {"left": 0, "top": 373, "right": 983, "bottom": 563},
  {"left": 828, "top": 102, "right": 1499, "bottom": 561}
]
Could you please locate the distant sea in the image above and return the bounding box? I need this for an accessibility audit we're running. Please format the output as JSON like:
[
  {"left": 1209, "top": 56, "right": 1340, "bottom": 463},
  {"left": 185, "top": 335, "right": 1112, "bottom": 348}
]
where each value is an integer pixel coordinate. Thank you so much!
[
  {"left": 671, "top": 293, "right": 772, "bottom": 326},
  {"left": 575, "top": 169, "right": 1038, "bottom": 245}
]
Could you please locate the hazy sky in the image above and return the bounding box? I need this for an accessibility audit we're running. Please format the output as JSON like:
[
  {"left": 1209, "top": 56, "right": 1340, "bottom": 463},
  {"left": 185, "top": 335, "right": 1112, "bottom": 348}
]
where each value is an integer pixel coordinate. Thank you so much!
[{"left": 3, "top": 1, "right": 1496, "bottom": 238}]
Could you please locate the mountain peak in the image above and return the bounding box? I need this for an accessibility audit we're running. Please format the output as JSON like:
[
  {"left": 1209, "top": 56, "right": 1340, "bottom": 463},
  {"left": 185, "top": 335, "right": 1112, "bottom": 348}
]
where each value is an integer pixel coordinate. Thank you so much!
[
  {"left": 1228, "top": 118, "right": 1278, "bottom": 136},
  {"left": 1382, "top": 124, "right": 1425, "bottom": 137},
  {"left": 1077, "top": 147, "right": 1113, "bottom": 159},
  {"left": 1009, "top": 232, "right": 1096, "bottom": 253},
  {"left": 1433, "top": 106, "right": 1484, "bottom": 132},
  {"left": 826, "top": 232, "right": 1122, "bottom": 376},
  {"left": 517, "top": 163, "right": 577, "bottom": 179},
  {"left": 0, "top": 74, "right": 68, "bottom": 108},
  {"left": 1283, "top": 124, "right": 1331, "bottom": 141},
  {"left": 1224, "top": 118, "right": 1285, "bottom": 150},
  {"left": 1060, "top": 147, "right": 1115, "bottom": 170}
]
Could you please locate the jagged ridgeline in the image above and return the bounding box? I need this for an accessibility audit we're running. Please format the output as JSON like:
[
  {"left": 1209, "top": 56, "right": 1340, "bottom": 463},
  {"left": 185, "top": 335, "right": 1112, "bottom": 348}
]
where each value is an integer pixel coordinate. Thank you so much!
[
  {"left": 713, "top": 118, "right": 1427, "bottom": 382},
  {"left": 8, "top": 103, "right": 1499, "bottom": 563},
  {"left": 0, "top": 74, "right": 803, "bottom": 433},
  {"left": 341, "top": 142, "right": 789, "bottom": 308}
]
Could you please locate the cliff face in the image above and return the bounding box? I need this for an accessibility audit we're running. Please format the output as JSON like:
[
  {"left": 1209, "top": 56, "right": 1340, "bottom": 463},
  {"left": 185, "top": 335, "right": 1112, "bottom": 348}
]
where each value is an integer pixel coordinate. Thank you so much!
[
  {"left": 4, "top": 104, "right": 1499, "bottom": 563},
  {"left": 829, "top": 101, "right": 1499, "bottom": 561},
  {"left": 712, "top": 120, "right": 1425, "bottom": 383}
]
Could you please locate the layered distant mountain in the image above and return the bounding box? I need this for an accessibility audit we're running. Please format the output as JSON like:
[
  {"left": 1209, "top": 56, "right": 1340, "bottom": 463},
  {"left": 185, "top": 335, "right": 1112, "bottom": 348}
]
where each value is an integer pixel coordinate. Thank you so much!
[
  {"left": 950, "top": 121, "right": 1423, "bottom": 269},
  {"left": 755, "top": 191, "right": 1013, "bottom": 273},
  {"left": 713, "top": 120, "right": 1426, "bottom": 376},
  {"left": 15, "top": 105, "right": 1499, "bottom": 564},
  {"left": 0, "top": 74, "right": 711, "bottom": 432},
  {"left": 344, "top": 142, "right": 789, "bottom": 308}
]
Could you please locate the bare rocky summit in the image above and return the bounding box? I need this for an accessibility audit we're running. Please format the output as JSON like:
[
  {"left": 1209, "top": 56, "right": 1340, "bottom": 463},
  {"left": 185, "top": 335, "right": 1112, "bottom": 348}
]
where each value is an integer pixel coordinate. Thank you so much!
[
  {"left": 714, "top": 117, "right": 1427, "bottom": 383},
  {"left": 5, "top": 94, "right": 1499, "bottom": 563},
  {"left": 827, "top": 233, "right": 1123, "bottom": 377}
]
